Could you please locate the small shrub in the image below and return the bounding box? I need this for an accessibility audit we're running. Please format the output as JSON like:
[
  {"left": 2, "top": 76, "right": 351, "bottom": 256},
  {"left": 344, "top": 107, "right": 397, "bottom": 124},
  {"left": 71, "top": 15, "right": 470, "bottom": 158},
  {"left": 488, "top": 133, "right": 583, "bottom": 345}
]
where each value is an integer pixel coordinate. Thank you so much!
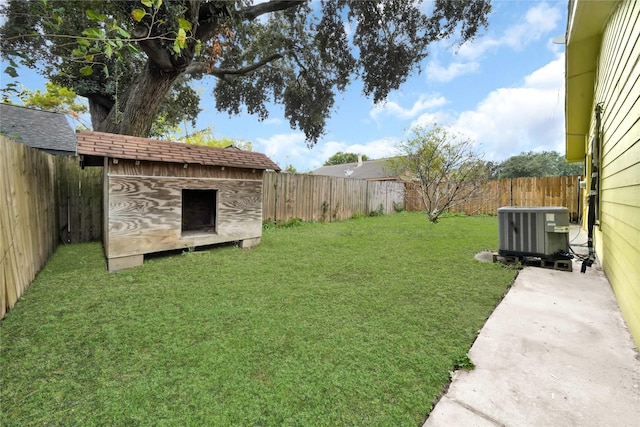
[
  {"left": 281, "top": 217, "right": 304, "bottom": 228},
  {"left": 262, "top": 220, "right": 276, "bottom": 230},
  {"left": 333, "top": 202, "right": 340, "bottom": 220},
  {"left": 263, "top": 218, "right": 305, "bottom": 229},
  {"left": 369, "top": 204, "right": 385, "bottom": 217},
  {"left": 321, "top": 201, "right": 330, "bottom": 222},
  {"left": 393, "top": 201, "right": 405, "bottom": 213}
]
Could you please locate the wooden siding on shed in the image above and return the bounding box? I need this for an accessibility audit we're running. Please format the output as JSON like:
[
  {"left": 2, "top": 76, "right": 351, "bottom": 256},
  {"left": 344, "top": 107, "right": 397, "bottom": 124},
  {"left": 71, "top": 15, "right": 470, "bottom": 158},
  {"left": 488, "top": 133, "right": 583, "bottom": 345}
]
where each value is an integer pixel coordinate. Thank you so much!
[
  {"left": 105, "top": 159, "right": 263, "bottom": 259},
  {"left": 588, "top": 0, "right": 640, "bottom": 346}
]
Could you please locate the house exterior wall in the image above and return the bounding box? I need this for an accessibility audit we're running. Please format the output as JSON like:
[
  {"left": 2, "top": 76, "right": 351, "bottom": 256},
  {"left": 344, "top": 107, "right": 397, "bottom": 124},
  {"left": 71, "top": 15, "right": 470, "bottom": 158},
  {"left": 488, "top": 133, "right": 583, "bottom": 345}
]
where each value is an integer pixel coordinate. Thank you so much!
[
  {"left": 104, "top": 159, "right": 264, "bottom": 269},
  {"left": 583, "top": 0, "right": 640, "bottom": 346}
]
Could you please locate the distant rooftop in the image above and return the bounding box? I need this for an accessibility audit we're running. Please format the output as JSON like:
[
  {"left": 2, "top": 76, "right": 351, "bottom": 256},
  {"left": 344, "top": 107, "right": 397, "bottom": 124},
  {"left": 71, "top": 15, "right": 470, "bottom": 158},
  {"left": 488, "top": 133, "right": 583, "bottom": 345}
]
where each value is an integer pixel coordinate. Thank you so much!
[
  {"left": 76, "top": 130, "right": 281, "bottom": 171},
  {"left": 310, "top": 158, "right": 400, "bottom": 180},
  {"left": 0, "top": 104, "right": 76, "bottom": 155}
]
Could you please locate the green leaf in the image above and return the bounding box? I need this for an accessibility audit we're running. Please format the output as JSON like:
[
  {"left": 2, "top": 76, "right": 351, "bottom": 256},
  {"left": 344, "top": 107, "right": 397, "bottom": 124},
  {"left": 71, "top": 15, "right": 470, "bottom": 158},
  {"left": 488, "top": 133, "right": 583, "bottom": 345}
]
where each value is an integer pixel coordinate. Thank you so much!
[
  {"left": 85, "top": 9, "right": 106, "bottom": 22},
  {"left": 194, "top": 39, "right": 202, "bottom": 56},
  {"left": 4, "top": 66, "right": 18, "bottom": 78},
  {"left": 178, "top": 18, "right": 192, "bottom": 32},
  {"left": 176, "top": 28, "right": 187, "bottom": 49},
  {"left": 77, "top": 38, "right": 91, "bottom": 47},
  {"left": 172, "top": 39, "right": 181, "bottom": 54},
  {"left": 118, "top": 27, "right": 131, "bottom": 38},
  {"left": 131, "top": 9, "right": 146, "bottom": 22},
  {"left": 104, "top": 44, "right": 113, "bottom": 59},
  {"left": 71, "top": 47, "right": 86, "bottom": 58},
  {"left": 82, "top": 27, "right": 105, "bottom": 39},
  {"left": 153, "top": 0, "right": 163, "bottom": 9},
  {"left": 141, "top": 0, "right": 153, "bottom": 7},
  {"left": 127, "top": 43, "right": 141, "bottom": 54},
  {"left": 79, "top": 66, "right": 94, "bottom": 76}
]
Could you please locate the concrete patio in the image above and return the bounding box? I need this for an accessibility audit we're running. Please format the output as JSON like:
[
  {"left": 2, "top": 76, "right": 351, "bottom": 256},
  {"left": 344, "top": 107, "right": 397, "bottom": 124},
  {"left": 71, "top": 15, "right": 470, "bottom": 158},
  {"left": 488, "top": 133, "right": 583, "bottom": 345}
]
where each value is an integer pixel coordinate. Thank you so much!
[{"left": 425, "top": 226, "right": 640, "bottom": 426}]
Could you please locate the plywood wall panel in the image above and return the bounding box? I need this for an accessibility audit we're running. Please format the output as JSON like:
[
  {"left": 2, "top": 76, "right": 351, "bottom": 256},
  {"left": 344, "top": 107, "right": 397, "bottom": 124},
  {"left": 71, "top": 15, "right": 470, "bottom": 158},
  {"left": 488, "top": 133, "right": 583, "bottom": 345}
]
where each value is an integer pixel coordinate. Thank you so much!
[{"left": 106, "top": 173, "right": 263, "bottom": 259}]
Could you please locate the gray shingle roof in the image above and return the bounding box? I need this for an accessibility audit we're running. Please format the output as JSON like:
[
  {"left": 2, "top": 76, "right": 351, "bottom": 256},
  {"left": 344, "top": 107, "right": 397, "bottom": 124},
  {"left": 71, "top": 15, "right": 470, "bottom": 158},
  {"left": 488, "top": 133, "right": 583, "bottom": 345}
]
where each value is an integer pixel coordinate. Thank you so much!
[
  {"left": 310, "top": 158, "right": 399, "bottom": 180},
  {"left": 0, "top": 104, "right": 76, "bottom": 155}
]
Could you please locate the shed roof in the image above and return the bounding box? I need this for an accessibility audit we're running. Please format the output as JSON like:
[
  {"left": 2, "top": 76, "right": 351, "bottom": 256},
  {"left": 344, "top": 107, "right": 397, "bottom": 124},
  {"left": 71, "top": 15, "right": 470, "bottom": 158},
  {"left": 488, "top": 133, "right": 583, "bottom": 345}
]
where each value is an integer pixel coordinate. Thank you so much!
[
  {"left": 0, "top": 104, "right": 76, "bottom": 155},
  {"left": 76, "top": 130, "right": 281, "bottom": 171}
]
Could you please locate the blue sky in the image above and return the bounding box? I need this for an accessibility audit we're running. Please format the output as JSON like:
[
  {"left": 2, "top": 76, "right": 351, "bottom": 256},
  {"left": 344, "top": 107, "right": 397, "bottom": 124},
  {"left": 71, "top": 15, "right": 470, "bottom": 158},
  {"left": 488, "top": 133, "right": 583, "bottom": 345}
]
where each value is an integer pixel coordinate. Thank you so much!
[{"left": 1, "top": 1, "right": 569, "bottom": 172}]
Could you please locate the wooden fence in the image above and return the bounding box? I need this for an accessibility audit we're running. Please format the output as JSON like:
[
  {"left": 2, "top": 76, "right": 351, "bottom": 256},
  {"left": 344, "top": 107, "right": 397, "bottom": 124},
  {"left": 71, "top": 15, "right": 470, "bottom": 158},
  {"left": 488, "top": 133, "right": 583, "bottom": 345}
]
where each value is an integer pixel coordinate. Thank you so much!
[
  {"left": 1, "top": 136, "right": 102, "bottom": 317},
  {"left": 1, "top": 137, "right": 580, "bottom": 318},
  {"left": 2, "top": 136, "right": 57, "bottom": 317},
  {"left": 263, "top": 172, "right": 405, "bottom": 224},
  {"left": 405, "top": 175, "right": 581, "bottom": 221},
  {"left": 56, "top": 157, "right": 102, "bottom": 243}
]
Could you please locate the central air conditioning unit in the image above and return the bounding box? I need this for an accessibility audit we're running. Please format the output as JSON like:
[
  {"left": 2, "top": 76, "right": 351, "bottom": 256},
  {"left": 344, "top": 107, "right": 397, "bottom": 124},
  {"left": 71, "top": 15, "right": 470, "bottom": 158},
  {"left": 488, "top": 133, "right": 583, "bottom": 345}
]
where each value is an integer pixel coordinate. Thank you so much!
[{"left": 498, "top": 206, "right": 570, "bottom": 259}]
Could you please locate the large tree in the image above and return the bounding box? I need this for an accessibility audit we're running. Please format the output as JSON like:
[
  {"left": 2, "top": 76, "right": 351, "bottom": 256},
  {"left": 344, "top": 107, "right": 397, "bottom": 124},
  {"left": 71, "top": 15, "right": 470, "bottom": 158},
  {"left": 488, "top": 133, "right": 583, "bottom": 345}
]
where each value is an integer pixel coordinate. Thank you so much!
[
  {"left": 323, "top": 151, "right": 369, "bottom": 166},
  {"left": 498, "top": 151, "right": 583, "bottom": 178},
  {"left": 1, "top": 0, "right": 492, "bottom": 142}
]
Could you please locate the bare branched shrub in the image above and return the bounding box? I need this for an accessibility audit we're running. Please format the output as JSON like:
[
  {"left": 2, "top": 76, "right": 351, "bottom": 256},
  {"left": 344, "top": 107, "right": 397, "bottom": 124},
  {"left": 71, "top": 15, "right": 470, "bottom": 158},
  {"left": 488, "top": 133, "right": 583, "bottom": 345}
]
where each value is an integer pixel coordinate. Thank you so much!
[{"left": 392, "top": 125, "right": 491, "bottom": 223}]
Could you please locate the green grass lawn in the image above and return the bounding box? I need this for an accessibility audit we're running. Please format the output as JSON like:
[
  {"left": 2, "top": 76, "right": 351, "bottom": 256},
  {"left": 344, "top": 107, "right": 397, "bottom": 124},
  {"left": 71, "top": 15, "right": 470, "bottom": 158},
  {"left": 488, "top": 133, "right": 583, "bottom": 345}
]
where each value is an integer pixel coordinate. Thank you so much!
[{"left": 0, "top": 213, "right": 516, "bottom": 426}]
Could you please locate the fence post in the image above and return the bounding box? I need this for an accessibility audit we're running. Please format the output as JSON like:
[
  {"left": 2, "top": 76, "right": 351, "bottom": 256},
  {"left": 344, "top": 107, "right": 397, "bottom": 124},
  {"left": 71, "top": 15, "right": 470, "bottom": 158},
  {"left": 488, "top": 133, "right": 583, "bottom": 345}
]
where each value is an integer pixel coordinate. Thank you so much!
[
  {"left": 510, "top": 178, "right": 514, "bottom": 206},
  {"left": 273, "top": 173, "right": 278, "bottom": 225}
]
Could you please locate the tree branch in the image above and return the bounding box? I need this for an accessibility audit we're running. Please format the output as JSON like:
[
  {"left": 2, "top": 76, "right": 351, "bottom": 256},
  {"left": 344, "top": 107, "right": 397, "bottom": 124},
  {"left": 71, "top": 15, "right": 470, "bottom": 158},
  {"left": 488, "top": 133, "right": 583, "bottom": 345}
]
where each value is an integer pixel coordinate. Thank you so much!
[
  {"left": 135, "top": 27, "right": 176, "bottom": 72},
  {"left": 185, "top": 52, "right": 285, "bottom": 79},
  {"left": 193, "top": 0, "right": 305, "bottom": 44},
  {"left": 242, "top": 0, "right": 306, "bottom": 21}
]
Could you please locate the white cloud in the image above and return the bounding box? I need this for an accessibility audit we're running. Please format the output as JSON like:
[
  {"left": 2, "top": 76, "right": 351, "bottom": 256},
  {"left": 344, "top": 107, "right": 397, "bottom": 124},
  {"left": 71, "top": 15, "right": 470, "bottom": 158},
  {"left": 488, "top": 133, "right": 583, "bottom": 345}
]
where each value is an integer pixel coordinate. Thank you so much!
[
  {"left": 410, "top": 111, "right": 454, "bottom": 131},
  {"left": 426, "top": 60, "right": 480, "bottom": 83},
  {"left": 449, "top": 55, "right": 565, "bottom": 161},
  {"left": 523, "top": 56, "right": 564, "bottom": 89},
  {"left": 256, "top": 132, "right": 400, "bottom": 172},
  {"left": 341, "top": 138, "right": 400, "bottom": 159},
  {"left": 255, "top": 133, "right": 309, "bottom": 167},
  {"left": 370, "top": 94, "right": 447, "bottom": 121},
  {"left": 262, "top": 117, "right": 283, "bottom": 125},
  {"left": 457, "top": 2, "right": 563, "bottom": 60}
]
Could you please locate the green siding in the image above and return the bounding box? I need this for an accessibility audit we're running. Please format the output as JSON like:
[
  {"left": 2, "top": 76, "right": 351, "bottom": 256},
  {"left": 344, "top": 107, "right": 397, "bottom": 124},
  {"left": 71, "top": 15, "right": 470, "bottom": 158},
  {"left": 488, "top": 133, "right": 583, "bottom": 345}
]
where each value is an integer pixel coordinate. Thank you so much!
[{"left": 591, "top": 0, "right": 640, "bottom": 347}]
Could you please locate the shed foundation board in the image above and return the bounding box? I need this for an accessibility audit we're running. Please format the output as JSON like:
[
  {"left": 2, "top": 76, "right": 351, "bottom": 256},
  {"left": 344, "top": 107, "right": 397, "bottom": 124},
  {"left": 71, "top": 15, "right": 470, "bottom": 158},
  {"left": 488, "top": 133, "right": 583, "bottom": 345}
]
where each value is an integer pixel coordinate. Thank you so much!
[
  {"left": 108, "top": 254, "right": 144, "bottom": 271},
  {"left": 239, "top": 237, "right": 261, "bottom": 249}
]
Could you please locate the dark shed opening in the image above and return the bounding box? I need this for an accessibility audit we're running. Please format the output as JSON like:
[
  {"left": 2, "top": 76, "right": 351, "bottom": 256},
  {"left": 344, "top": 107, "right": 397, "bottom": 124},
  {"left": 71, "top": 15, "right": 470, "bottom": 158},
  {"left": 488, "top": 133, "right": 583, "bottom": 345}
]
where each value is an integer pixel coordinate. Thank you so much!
[{"left": 182, "top": 189, "right": 217, "bottom": 233}]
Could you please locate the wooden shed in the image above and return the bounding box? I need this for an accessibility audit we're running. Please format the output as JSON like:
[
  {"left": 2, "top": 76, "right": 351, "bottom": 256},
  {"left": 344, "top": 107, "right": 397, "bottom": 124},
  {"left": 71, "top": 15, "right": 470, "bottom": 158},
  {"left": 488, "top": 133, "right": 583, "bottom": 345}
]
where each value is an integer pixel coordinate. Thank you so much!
[{"left": 76, "top": 130, "right": 280, "bottom": 271}]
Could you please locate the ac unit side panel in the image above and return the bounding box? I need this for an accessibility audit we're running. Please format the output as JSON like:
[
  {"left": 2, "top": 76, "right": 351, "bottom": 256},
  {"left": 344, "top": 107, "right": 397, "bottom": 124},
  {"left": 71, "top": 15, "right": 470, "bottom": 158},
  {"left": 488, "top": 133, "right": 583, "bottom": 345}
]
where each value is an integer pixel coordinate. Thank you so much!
[
  {"left": 498, "top": 207, "right": 569, "bottom": 258},
  {"left": 499, "top": 210, "right": 542, "bottom": 257}
]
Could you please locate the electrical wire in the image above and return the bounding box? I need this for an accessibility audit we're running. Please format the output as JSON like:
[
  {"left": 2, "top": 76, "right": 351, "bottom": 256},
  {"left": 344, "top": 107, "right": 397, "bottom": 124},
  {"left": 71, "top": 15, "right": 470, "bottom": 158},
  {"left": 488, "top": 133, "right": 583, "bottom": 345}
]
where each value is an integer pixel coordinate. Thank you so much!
[{"left": 569, "top": 245, "right": 590, "bottom": 262}]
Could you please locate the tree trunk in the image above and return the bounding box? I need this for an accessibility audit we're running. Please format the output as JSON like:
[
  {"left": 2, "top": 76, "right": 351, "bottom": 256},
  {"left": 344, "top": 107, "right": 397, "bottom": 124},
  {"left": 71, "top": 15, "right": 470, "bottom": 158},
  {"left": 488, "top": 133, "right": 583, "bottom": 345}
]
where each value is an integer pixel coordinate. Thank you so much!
[
  {"left": 92, "top": 61, "right": 181, "bottom": 137},
  {"left": 87, "top": 96, "right": 111, "bottom": 131}
]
